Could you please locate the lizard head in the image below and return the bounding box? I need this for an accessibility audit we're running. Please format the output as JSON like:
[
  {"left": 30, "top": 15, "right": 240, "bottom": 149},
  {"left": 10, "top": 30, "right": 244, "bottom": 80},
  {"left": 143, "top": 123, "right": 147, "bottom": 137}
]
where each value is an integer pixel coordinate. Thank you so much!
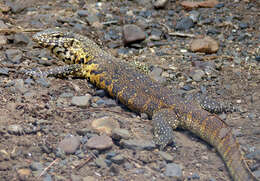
[{"left": 32, "top": 29, "right": 94, "bottom": 65}]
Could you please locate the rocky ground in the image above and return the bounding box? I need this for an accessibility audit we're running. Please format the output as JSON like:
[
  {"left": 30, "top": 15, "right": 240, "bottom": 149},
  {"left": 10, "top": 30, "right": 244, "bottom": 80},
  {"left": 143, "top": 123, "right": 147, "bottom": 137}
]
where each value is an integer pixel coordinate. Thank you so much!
[{"left": 0, "top": 0, "right": 259, "bottom": 181}]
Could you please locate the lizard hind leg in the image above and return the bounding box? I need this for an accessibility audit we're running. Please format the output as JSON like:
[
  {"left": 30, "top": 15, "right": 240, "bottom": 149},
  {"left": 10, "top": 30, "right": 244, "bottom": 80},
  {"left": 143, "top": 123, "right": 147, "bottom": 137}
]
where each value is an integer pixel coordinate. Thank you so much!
[{"left": 152, "top": 109, "right": 180, "bottom": 150}]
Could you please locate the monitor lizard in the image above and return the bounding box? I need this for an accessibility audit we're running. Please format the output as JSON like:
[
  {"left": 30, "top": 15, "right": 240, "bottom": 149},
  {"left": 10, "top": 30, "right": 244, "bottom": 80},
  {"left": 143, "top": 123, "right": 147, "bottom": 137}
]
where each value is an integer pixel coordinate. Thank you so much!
[{"left": 27, "top": 29, "right": 259, "bottom": 181}]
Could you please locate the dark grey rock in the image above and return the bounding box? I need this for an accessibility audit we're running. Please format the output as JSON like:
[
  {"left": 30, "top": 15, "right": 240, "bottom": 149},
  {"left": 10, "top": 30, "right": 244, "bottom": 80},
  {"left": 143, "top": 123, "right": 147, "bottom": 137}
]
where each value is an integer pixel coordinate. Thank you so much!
[
  {"left": 175, "top": 17, "right": 194, "bottom": 30},
  {"left": 164, "top": 163, "right": 183, "bottom": 178},
  {"left": 122, "top": 24, "right": 146, "bottom": 45},
  {"left": 58, "top": 135, "right": 81, "bottom": 154},
  {"left": 120, "top": 139, "right": 156, "bottom": 150},
  {"left": 71, "top": 94, "right": 91, "bottom": 107},
  {"left": 255, "top": 56, "right": 260, "bottom": 62},
  {"left": 95, "top": 90, "right": 106, "bottom": 97},
  {"left": 239, "top": 22, "right": 249, "bottom": 29}
]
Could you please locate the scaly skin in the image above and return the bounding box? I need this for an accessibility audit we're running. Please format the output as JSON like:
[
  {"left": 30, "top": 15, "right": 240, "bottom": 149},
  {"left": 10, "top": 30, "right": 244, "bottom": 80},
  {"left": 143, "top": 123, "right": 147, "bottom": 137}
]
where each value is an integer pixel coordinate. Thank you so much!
[{"left": 31, "top": 29, "right": 258, "bottom": 181}]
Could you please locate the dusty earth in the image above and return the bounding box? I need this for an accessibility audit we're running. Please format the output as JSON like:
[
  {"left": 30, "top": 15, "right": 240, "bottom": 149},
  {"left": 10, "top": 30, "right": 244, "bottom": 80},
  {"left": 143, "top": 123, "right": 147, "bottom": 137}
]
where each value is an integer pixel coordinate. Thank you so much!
[{"left": 0, "top": 0, "right": 259, "bottom": 181}]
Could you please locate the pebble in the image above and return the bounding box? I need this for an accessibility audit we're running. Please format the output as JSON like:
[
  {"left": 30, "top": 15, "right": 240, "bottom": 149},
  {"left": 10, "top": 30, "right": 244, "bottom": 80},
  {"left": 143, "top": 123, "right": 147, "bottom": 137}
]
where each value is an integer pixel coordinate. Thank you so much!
[
  {"left": 120, "top": 139, "right": 156, "bottom": 150},
  {"left": 77, "top": 10, "right": 88, "bottom": 17},
  {"left": 189, "top": 11, "right": 200, "bottom": 23},
  {"left": 43, "top": 174, "right": 52, "bottom": 181},
  {"left": 5, "top": 49, "right": 23, "bottom": 64},
  {"left": 190, "top": 69, "right": 205, "bottom": 82},
  {"left": 71, "top": 94, "right": 92, "bottom": 107},
  {"left": 149, "top": 67, "right": 166, "bottom": 83},
  {"left": 14, "top": 33, "right": 30, "bottom": 44},
  {"left": 111, "top": 128, "right": 131, "bottom": 140},
  {"left": 0, "top": 67, "right": 9, "bottom": 76},
  {"left": 255, "top": 56, "right": 260, "bottom": 62},
  {"left": 122, "top": 24, "right": 146, "bottom": 45},
  {"left": 95, "top": 157, "right": 108, "bottom": 168},
  {"left": 158, "top": 151, "right": 174, "bottom": 162},
  {"left": 110, "top": 154, "right": 125, "bottom": 164},
  {"left": 239, "top": 22, "right": 249, "bottom": 29},
  {"left": 190, "top": 36, "right": 219, "bottom": 53},
  {"left": 153, "top": 0, "right": 168, "bottom": 9},
  {"left": 7, "top": 124, "right": 24, "bottom": 135},
  {"left": 164, "top": 163, "right": 183, "bottom": 178},
  {"left": 71, "top": 174, "right": 82, "bottom": 181},
  {"left": 175, "top": 17, "right": 194, "bottom": 30},
  {"left": 91, "top": 116, "right": 120, "bottom": 135},
  {"left": 58, "top": 135, "right": 81, "bottom": 154},
  {"left": 86, "top": 135, "right": 113, "bottom": 150},
  {"left": 192, "top": 172, "right": 200, "bottom": 179}
]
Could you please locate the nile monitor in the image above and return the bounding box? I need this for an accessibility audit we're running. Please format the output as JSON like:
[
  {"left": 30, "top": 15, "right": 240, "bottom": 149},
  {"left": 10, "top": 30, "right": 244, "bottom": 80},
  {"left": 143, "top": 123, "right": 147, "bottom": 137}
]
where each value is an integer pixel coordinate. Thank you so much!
[{"left": 28, "top": 29, "right": 258, "bottom": 181}]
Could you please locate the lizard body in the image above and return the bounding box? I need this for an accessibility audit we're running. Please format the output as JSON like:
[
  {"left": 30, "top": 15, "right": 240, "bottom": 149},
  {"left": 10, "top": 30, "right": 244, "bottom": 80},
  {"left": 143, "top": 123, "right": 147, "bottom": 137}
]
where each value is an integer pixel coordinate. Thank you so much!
[{"left": 30, "top": 29, "right": 258, "bottom": 181}]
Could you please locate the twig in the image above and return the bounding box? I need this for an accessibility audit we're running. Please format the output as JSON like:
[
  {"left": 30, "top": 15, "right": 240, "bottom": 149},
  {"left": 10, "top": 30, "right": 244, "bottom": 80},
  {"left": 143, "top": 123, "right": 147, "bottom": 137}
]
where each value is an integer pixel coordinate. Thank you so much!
[
  {"left": 168, "top": 32, "right": 195, "bottom": 38},
  {"left": 101, "top": 20, "right": 118, "bottom": 25},
  {"left": 37, "top": 158, "right": 59, "bottom": 179}
]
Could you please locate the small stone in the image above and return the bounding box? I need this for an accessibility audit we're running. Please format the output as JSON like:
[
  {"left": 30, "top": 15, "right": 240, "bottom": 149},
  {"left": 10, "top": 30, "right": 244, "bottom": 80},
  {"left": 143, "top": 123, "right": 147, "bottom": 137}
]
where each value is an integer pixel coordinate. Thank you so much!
[
  {"left": 5, "top": 49, "right": 23, "bottom": 64},
  {"left": 164, "top": 163, "right": 183, "bottom": 178},
  {"left": 149, "top": 67, "right": 166, "bottom": 83},
  {"left": 153, "top": 0, "right": 168, "bottom": 9},
  {"left": 175, "top": 17, "right": 194, "bottom": 30},
  {"left": 120, "top": 139, "right": 156, "bottom": 150},
  {"left": 190, "top": 36, "right": 219, "bottom": 53},
  {"left": 0, "top": 67, "right": 9, "bottom": 76},
  {"left": 14, "top": 33, "right": 30, "bottom": 44},
  {"left": 17, "top": 168, "right": 31, "bottom": 180},
  {"left": 158, "top": 151, "right": 174, "bottom": 162},
  {"left": 58, "top": 135, "right": 81, "bottom": 154},
  {"left": 239, "top": 22, "right": 249, "bottom": 29},
  {"left": 77, "top": 10, "right": 88, "bottom": 17},
  {"left": 0, "top": 3, "right": 11, "bottom": 12},
  {"left": 91, "top": 117, "right": 120, "bottom": 135},
  {"left": 7, "top": 124, "right": 23, "bottom": 135},
  {"left": 86, "top": 135, "right": 113, "bottom": 150},
  {"left": 43, "top": 174, "right": 52, "bottom": 181},
  {"left": 112, "top": 128, "right": 131, "bottom": 140},
  {"left": 71, "top": 94, "right": 91, "bottom": 107},
  {"left": 122, "top": 24, "right": 146, "bottom": 45},
  {"left": 110, "top": 154, "right": 125, "bottom": 164},
  {"left": 190, "top": 69, "right": 205, "bottom": 81},
  {"left": 95, "top": 157, "right": 107, "bottom": 168}
]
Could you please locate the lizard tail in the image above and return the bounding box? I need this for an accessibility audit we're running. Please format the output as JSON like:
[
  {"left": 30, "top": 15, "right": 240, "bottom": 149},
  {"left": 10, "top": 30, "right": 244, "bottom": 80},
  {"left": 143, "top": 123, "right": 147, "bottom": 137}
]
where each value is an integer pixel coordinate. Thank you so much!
[{"left": 180, "top": 109, "right": 258, "bottom": 181}]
